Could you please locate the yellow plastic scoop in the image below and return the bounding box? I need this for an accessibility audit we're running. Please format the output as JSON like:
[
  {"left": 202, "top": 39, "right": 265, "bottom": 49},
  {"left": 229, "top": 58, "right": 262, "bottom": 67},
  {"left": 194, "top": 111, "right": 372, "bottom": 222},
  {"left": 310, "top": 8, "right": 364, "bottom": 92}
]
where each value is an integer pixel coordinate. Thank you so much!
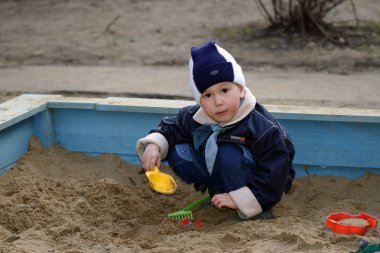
[{"left": 145, "top": 166, "right": 177, "bottom": 194}]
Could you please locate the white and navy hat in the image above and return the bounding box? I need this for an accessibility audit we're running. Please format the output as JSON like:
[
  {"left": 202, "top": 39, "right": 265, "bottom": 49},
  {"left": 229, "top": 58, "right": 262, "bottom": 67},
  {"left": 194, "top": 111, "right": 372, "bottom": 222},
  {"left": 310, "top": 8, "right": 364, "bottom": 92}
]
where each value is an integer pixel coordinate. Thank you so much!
[{"left": 189, "top": 40, "right": 246, "bottom": 104}]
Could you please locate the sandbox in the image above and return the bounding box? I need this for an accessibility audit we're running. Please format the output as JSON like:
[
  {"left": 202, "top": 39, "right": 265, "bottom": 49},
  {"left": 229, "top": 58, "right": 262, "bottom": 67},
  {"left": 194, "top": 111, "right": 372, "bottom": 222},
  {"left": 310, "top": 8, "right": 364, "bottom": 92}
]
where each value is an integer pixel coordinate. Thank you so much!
[{"left": 0, "top": 94, "right": 379, "bottom": 252}]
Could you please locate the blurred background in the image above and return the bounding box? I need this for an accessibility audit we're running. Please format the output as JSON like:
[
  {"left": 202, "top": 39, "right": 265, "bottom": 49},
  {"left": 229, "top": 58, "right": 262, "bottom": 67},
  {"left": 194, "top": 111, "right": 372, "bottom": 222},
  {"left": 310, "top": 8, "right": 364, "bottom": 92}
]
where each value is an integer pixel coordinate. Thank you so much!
[{"left": 0, "top": 0, "right": 379, "bottom": 108}]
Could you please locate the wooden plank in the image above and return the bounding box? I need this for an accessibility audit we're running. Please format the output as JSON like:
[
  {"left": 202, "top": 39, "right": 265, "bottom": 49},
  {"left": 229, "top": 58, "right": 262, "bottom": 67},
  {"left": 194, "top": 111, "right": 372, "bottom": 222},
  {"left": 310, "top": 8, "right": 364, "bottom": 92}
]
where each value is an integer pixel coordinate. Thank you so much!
[
  {"left": 48, "top": 97, "right": 102, "bottom": 109},
  {"left": 95, "top": 98, "right": 380, "bottom": 123},
  {"left": 33, "top": 110, "right": 56, "bottom": 149},
  {"left": 294, "top": 164, "right": 380, "bottom": 179},
  {"left": 267, "top": 104, "right": 380, "bottom": 116},
  {"left": 96, "top": 97, "right": 195, "bottom": 114},
  {"left": 50, "top": 108, "right": 380, "bottom": 172},
  {"left": 280, "top": 119, "right": 380, "bottom": 168},
  {"left": 0, "top": 94, "right": 61, "bottom": 131},
  {"left": 267, "top": 104, "right": 380, "bottom": 123},
  {"left": 52, "top": 109, "right": 165, "bottom": 156},
  {"left": 0, "top": 119, "right": 34, "bottom": 174},
  {"left": 1, "top": 94, "right": 380, "bottom": 179}
]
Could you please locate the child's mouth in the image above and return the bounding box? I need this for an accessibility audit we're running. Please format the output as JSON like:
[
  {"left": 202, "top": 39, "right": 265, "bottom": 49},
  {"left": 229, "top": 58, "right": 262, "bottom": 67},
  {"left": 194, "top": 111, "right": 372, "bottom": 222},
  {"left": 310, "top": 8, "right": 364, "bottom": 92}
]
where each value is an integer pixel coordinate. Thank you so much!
[{"left": 216, "top": 110, "right": 226, "bottom": 116}]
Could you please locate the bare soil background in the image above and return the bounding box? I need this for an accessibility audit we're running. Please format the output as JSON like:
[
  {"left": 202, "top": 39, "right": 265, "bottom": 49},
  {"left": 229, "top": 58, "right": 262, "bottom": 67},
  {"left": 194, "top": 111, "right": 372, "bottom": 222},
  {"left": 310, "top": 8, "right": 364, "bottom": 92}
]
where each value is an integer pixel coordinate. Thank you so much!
[
  {"left": 0, "top": 0, "right": 380, "bottom": 104},
  {"left": 1, "top": 0, "right": 379, "bottom": 71}
]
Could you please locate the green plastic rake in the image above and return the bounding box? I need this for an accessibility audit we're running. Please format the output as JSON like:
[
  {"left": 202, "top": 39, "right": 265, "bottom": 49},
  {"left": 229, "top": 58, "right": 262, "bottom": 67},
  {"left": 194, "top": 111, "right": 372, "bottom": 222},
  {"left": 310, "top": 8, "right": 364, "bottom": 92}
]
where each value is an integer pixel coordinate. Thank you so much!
[{"left": 167, "top": 194, "right": 210, "bottom": 220}]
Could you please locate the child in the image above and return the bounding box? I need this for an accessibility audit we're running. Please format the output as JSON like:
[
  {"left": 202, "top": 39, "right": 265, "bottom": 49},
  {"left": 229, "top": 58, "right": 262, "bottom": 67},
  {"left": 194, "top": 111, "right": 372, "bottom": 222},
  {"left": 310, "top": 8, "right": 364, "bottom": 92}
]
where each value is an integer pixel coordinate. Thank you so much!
[{"left": 136, "top": 40, "right": 295, "bottom": 220}]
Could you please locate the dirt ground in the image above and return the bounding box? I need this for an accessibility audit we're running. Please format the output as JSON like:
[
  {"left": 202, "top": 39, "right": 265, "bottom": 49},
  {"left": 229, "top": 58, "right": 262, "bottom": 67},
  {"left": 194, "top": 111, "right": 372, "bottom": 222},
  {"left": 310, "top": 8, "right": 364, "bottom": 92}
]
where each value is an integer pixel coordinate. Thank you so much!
[
  {"left": 0, "top": 0, "right": 379, "bottom": 71},
  {"left": 0, "top": 0, "right": 380, "bottom": 104},
  {"left": 0, "top": 1, "right": 380, "bottom": 252}
]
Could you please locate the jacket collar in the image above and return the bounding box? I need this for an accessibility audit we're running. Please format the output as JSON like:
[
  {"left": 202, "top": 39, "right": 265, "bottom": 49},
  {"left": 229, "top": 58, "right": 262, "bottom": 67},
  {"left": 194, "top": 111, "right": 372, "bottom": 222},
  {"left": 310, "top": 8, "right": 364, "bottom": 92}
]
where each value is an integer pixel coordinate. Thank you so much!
[{"left": 193, "top": 87, "right": 256, "bottom": 127}]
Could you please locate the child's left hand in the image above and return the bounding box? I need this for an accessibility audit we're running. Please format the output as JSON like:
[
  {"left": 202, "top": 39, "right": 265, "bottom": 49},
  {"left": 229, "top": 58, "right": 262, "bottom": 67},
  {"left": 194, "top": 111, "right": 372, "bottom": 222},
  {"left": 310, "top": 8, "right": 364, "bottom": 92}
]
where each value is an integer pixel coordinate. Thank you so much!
[{"left": 211, "top": 193, "right": 237, "bottom": 210}]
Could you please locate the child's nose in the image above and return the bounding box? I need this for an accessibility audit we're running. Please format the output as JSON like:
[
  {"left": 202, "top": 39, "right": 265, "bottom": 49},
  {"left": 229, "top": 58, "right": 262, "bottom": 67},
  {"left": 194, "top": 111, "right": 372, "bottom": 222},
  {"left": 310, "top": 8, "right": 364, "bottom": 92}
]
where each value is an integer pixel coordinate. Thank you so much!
[{"left": 214, "top": 95, "right": 223, "bottom": 105}]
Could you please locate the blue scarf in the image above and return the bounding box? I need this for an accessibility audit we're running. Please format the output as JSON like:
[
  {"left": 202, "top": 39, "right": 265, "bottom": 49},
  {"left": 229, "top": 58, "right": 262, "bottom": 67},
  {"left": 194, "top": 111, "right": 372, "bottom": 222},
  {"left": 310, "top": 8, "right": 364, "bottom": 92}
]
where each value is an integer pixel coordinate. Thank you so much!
[{"left": 193, "top": 124, "right": 222, "bottom": 175}]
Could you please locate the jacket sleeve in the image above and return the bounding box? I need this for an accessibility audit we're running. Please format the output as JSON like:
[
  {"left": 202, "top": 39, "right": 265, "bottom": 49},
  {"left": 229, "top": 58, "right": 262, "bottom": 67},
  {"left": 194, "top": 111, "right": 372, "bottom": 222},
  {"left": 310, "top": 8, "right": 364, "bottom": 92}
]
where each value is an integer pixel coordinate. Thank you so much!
[
  {"left": 136, "top": 105, "right": 196, "bottom": 160},
  {"left": 248, "top": 126, "right": 293, "bottom": 210}
]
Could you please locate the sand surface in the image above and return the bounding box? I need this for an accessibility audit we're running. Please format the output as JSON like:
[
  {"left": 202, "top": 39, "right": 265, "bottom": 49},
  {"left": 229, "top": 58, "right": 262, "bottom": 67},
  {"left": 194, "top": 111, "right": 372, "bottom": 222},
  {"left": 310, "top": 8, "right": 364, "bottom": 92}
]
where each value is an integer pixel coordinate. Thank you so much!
[{"left": 0, "top": 138, "right": 379, "bottom": 252}]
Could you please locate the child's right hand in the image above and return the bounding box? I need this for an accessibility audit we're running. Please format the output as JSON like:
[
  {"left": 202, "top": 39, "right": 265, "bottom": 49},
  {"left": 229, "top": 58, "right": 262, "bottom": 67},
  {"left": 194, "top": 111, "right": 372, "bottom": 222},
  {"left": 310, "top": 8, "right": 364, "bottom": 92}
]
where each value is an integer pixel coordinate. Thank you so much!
[
  {"left": 141, "top": 143, "right": 161, "bottom": 171},
  {"left": 211, "top": 193, "right": 237, "bottom": 210}
]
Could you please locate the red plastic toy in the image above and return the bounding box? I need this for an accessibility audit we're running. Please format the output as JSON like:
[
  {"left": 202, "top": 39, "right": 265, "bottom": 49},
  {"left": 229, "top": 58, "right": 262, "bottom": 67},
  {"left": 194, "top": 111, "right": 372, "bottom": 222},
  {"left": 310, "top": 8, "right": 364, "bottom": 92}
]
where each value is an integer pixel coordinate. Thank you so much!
[
  {"left": 326, "top": 212, "right": 378, "bottom": 236},
  {"left": 180, "top": 218, "right": 204, "bottom": 230}
]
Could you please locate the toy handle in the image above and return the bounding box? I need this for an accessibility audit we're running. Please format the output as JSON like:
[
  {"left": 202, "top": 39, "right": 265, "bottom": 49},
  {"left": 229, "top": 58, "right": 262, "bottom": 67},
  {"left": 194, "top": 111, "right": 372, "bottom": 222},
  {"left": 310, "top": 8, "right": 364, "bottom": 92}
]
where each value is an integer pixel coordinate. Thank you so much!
[{"left": 183, "top": 194, "right": 210, "bottom": 211}]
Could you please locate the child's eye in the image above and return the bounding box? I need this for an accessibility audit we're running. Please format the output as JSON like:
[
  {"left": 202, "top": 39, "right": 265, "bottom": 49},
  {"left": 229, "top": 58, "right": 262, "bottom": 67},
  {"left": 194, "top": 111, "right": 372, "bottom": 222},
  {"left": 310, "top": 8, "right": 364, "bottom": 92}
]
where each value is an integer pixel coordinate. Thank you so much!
[
  {"left": 203, "top": 93, "right": 211, "bottom": 98},
  {"left": 221, "top": 88, "right": 229, "bottom": 93}
]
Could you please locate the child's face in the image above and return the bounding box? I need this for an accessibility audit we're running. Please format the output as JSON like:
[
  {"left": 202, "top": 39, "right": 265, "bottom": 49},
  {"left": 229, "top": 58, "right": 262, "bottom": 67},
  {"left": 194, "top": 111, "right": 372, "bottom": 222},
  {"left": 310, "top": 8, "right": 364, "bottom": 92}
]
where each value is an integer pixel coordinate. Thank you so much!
[{"left": 200, "top": 82, "right": 245, "bottom": 123}]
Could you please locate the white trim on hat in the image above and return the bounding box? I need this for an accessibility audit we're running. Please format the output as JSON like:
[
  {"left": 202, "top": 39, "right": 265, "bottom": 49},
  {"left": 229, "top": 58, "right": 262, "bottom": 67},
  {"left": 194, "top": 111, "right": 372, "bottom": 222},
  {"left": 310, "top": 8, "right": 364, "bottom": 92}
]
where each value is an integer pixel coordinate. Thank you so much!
[{"left": 215, "top": 44, "right": 246, "bottom": 89}]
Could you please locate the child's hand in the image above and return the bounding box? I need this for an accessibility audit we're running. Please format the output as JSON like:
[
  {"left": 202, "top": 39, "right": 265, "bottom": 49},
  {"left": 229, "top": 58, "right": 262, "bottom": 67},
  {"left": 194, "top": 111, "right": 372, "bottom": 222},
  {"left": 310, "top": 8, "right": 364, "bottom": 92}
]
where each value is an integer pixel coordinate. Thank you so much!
[
  {"left": 211, "top": 193, "right": 237, "bottom": 210},
  {"left": 141, "top": 143, "right": 161, "bottom": 171}
]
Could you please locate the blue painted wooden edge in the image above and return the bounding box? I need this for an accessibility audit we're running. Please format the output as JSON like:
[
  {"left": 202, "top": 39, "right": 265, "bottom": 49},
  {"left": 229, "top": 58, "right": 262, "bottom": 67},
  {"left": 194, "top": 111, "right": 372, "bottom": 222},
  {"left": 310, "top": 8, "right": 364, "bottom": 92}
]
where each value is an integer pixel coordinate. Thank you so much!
[
  {"left": 2, "top": 95, "right": 380, "bottom": 130},
  {"left": 96, "top": 97, "right": 195, "bottom": 114},
  {"left": 0, "top": 94, "right": 62, "bottom": 131},
  {"left": 48, "top": 97, "right": 102, "bottom": 109},
  {"left": 267, "top": 105, "right": 380, "bottom": 123},
  {"left": 0, "top": 118, "right": 34, "bottom": 173},
  {"left": 293, "top": 164, "right": 380, "bottom": 179},
  {"left": 1, "top": 94, "right": 380, "bottom": 180},
  {"left": 95, "top": 98, "right": 380, "bottom": 123}
]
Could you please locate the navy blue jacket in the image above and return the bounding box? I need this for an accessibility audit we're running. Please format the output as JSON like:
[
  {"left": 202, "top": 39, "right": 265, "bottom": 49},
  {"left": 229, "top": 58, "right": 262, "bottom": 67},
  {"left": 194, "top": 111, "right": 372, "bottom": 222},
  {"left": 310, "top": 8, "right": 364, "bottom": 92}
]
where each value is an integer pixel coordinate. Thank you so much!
[{"left": 151, "top": 103, "right": 295, "bottom": 210}]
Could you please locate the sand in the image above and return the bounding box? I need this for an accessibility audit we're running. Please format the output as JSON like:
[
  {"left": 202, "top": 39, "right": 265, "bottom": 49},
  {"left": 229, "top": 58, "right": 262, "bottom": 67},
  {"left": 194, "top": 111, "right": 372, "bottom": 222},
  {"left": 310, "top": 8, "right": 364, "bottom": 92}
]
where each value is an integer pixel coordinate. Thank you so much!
[{"left": 0, "top": 137, "right": 378, "bottom": 252}]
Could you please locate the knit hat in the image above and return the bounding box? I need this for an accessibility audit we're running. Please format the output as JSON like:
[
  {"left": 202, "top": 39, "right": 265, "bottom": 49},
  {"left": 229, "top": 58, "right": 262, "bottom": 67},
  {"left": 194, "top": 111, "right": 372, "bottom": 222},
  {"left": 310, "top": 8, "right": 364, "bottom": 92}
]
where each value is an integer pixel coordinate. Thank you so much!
[{"left": 189, "top": 40, "right": 246, "bottom": 104}]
